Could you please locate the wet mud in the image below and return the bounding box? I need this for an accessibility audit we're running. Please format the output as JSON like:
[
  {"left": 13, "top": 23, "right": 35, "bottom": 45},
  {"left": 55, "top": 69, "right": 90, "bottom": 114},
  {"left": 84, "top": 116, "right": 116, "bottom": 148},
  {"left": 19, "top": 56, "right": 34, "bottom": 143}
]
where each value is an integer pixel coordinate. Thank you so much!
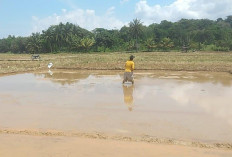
[{"left": 1, "top": 134, "right": 232, "bottom": 157}]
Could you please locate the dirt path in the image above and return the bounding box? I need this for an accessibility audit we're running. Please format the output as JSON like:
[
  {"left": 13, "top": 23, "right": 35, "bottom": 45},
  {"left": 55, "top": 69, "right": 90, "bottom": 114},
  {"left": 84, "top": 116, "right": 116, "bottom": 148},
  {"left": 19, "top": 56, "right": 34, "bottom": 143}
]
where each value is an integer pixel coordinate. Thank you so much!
[{"left": 0, "top": 134, "right": 232, "bottom": 157}]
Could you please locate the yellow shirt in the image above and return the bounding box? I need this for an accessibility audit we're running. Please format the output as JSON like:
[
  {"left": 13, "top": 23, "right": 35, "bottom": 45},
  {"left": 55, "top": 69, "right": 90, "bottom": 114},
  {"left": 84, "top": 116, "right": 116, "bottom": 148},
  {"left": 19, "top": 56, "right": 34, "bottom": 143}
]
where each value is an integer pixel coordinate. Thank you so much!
[{"left": 125, "top": 60, "right": 134, "bottom": 72}]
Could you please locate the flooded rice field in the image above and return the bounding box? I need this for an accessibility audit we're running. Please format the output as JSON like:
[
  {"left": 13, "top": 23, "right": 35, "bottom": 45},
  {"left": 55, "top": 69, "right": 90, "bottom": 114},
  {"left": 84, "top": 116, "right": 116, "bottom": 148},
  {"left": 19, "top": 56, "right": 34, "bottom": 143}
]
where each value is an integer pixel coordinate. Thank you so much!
[{"left": 0, "top": 70, "right": 232, "bottom": 145}]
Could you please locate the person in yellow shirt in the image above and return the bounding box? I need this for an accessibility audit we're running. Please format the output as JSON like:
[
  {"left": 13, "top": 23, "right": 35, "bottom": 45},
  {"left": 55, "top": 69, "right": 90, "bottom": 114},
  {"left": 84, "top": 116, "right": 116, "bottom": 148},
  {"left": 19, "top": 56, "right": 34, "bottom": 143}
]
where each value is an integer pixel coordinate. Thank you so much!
[{"left": 123, "top": 55, "right": 135, "bottom": 84}]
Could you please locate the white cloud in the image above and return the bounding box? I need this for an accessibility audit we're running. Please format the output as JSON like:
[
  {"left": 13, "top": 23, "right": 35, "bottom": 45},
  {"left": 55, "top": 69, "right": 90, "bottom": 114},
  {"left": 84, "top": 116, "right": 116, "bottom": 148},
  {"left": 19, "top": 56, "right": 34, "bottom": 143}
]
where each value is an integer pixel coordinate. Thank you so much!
[
  {"left": 31, "top": 7, "right": 126, "bottom": 33},
  {"left": 106, "top": 7, "right": 115, "bottom": 16},
  {"left": 135, "top": 0, "right": 232, "bottom": 25}
]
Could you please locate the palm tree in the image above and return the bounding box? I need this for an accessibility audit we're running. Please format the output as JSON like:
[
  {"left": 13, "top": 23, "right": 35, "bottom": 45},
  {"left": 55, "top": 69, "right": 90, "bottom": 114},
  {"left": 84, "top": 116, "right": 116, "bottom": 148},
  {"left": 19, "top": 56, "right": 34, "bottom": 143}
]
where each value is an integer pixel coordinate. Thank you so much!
[
  {"left": 129, "top": 18, "right": 143, "bottom": 52},
  {"left": 80, "top": 37, "right": 95, "bottom": 52},
  {"left": 145, "top": 38, "right": 156, "bottom": 51},
  {"left": 26, "top": 33, "right": 42, "bottom": 54},
  {"left": 69, "top": 34, "right": 80, "bottom": 51},
  {"left": 159, "top": 37, "right": 174, "bottom": 51},
  {"left": 43, "top": 28, "right": 55, "bottom": 52}
]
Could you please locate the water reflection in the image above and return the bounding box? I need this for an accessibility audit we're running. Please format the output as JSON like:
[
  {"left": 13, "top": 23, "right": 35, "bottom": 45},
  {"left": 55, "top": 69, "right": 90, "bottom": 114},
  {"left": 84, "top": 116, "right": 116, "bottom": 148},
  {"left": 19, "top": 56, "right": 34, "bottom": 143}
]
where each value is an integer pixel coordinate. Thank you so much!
[
  {"left": 123, "top": 84, "right": 134, "bottom": 111},
  {"left": 1, "top": 70, "right": 232, "bottom": 143},
  {"left": 169, "top": 83, "right": 232, "bottom": 125},
  {"left": 48, "top": 70, "right": 53, "bottom": 76},
  {"left": 34, "top": 71, "right": 89, "bottom": 85},
  {"left": 33, "top": 70, "right": 232, "bottom": 87},
  {"left": 135, "top": 71, "right": 232, "bottom": 86}
]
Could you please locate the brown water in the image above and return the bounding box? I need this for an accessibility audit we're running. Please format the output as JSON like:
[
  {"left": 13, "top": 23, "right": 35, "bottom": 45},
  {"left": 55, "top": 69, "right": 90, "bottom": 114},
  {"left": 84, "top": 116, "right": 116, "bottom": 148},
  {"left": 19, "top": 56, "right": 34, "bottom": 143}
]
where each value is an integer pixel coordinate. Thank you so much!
[{"left": 0, "top": 70, "right": 232, "bottom": 145}]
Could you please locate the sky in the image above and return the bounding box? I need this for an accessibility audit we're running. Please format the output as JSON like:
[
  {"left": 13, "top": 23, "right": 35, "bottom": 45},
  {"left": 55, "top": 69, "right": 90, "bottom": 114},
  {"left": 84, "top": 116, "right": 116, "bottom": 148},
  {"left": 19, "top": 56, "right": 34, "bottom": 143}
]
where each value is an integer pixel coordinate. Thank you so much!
[{"left": 0, "top": 0, "right": 232, "bottom": 38}]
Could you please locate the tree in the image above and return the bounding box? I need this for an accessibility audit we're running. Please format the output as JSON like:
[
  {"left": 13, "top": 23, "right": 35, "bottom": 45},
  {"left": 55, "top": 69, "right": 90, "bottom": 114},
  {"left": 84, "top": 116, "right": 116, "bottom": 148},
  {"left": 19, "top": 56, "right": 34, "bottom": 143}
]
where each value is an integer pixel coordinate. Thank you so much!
[
  {"left": 129, "top": 18, "right": 143, "bottom": 52},
  {"left": 125, "top": 40, "right": 136, "bottom": 51},
  {"left": 120, "top": 26, "right": 131, "bottom": 42},
  {"left": 1, "top": 16, "right": 232, "bottom": 53},
  {"left": 225, "top": 15, "right": 232, "bottom": 27},
  {"left": 26, "top": 33, "right": 42, "bottom": 54},
  {"left": 144, "top": 38, "right": 156, "bottom": 51},
  {"left": 42, "top": 27, "right": 55, "bottom": 53},
  {"left": 159, "top": 38, "right": 174, "bottom": 51},
  {"left": 10, "top": 37, "right": 27, "bottom": 53},
  {"left": 93, "top": 28, "right": 114, "bottom": 52},
  {"left": 0, "top": 36, "right": 15, "bottom": 53},
  {"left": 68, "top": 34, "right": 81, "bottom": 51},
  {"left": 80, "top": 37, "right": 95, "bottom": 52}
]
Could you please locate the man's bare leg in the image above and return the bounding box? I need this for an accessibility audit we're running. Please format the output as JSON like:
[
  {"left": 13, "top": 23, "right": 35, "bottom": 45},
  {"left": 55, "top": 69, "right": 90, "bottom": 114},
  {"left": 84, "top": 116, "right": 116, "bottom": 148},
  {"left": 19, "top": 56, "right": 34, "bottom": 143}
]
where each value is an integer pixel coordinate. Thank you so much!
[
  {"left": 131, "top": 80, "right": 134, "bottom": 84},
  {"left": 123, "top": 78, "right": 127, "bottom": 84}
]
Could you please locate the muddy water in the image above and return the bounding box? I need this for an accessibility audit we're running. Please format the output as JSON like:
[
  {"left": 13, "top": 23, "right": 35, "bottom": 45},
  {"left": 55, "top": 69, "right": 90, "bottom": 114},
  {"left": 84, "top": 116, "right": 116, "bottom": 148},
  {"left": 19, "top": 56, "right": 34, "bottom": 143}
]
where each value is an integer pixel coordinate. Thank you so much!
[{"left": 0, "top": 70, "right": 232, "bottom": 144}]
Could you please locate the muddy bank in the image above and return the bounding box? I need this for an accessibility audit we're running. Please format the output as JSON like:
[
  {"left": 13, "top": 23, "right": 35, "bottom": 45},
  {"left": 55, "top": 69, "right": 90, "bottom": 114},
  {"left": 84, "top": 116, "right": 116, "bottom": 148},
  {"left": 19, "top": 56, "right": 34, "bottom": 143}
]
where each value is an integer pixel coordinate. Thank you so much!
[
  {"left": 0, "top": 129, "right": 232, "bottom": 150},
  {"left": 0, "top": 134, "right": 232, "bottom": 157},
  {"left": 1, "top": 134, "right": 232, "bottom": 157},
  {"left": 1, "top": 52, "right": 232, "bottom": 75}
]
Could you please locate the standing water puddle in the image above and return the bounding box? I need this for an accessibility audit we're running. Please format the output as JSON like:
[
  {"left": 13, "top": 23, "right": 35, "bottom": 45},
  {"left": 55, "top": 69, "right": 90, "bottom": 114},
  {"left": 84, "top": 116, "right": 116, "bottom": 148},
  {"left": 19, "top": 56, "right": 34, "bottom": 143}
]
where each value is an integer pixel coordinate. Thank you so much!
[{"left": 0, "top": 70, "right": 232, "bottom": 144}]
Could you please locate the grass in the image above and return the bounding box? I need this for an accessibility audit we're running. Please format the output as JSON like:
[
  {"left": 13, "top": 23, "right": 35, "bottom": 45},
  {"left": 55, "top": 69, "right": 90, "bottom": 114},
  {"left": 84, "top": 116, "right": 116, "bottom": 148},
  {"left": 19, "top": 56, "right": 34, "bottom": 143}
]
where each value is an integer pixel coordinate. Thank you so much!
[{"left": 0, "top": 51, "right": 232, "bottom": 75}]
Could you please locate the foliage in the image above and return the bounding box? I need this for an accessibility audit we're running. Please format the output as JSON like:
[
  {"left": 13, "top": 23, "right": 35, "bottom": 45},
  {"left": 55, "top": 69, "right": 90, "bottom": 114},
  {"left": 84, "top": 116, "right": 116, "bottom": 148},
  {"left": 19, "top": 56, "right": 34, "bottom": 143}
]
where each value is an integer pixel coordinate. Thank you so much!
[
  {"left": 93, "top": 28, "right": 114, "bottom": 52},
  {"left": 144, "top": 38, "right": 156, "bottom": 51},
  {"left": 159, "top": 38, "right": 174, "bottom": 51},
  {"left": 129, "top": 18, "right": 143, "bottom": 52},
  {"left": 1, "top": 16, "right": 232, "bottom": 53},
  {"left": 80, "top": 37, "right": 95, "bottom": 52}
]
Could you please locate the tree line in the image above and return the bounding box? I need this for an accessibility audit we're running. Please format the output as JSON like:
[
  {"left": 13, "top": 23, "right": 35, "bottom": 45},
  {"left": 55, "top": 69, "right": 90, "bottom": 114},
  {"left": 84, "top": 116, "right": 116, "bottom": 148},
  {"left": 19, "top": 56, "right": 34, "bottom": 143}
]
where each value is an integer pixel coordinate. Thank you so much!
[{"left": 0, "top": 16, "right": 232, "bottom": 54}]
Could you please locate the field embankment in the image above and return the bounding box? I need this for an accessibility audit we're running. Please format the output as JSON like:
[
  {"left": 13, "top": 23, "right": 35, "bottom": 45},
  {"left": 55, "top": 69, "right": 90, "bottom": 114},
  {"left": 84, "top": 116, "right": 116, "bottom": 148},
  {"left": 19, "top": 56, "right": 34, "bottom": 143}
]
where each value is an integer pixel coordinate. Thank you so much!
[{"left": 0, "top": 51, "right": 231, "bottom": 75}]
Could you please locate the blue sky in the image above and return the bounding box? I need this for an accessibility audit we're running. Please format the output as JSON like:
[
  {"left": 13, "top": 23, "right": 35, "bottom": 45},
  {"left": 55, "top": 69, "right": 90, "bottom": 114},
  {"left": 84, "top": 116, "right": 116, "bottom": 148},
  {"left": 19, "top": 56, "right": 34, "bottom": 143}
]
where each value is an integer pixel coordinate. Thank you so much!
[{"left": 0, "top": 0, "right": 232, "bottom": 38}]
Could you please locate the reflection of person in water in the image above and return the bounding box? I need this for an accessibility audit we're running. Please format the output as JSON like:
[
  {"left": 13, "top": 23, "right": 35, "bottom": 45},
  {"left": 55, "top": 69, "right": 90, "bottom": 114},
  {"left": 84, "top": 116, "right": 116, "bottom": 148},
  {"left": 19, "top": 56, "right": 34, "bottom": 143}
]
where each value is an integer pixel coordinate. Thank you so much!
[{"left": 123, "top": 84, "right": 134, "bottom": 111}]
